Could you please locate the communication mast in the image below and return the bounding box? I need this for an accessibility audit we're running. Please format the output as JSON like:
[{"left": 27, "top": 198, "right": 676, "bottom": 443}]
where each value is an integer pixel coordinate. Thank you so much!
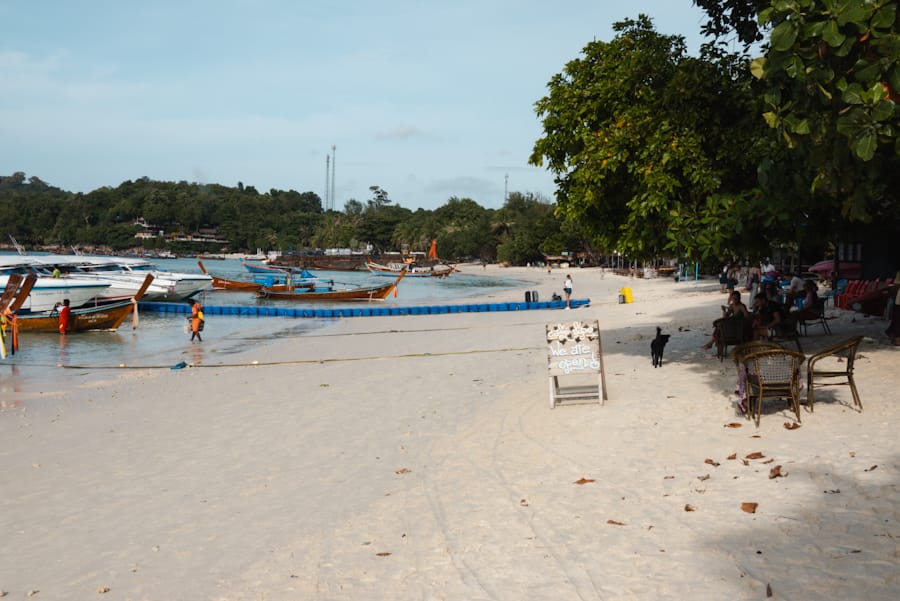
[
  {"left": 324, "top": 154, "right": 331, "bottom": 209},
  {"left": 330, "top": 145, "right": 336, "bottom": 211}
]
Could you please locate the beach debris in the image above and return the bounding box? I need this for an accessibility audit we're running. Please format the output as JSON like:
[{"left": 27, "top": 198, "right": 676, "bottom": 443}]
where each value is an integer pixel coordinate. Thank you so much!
[
  {"left": 751, "top": 434, "right": 761, "bottom": 438},
  {"left": 865, "top": 465, "right": 878, "bottom": 472},
  {"left": 727, "top": 453, "right": 737, "bottom": 460},
  {"left": 698, "top": 474, "right": 710, "bottom": 481},
  {"left": 0, "top": 591, "right": 6, "bottom": 597},
  {"left": 704, "top": 458, "right": 720, "bottom": 467},
  {"left": 394, "top": 468, "right": 411, "bottom": 475},
  {"left": 376, "top": 552, "right": 391, "bottom": 557},
  {"left": 741, "top": 502, "right": 758, "bottom": 514},
  {"left": 97, "top": 586, "right": 110, "bottom": 594},
  {"left": 724, "top": 422, "right": 742, "bottom": 428},
  {"left": 27, "top": 591, "right": 39, "bottom": 597},
  {"left": 684, "top": 504, "right": 696, "bottom": 512},
  {"left": 663, "top": 475, "right": 675, "bottom": 479},
  {"left": 520, "top": 499, "right": 529, "bottom": 506},
  {"left": 784, "top": 422, "right": 801, "bottom": 430},
  {"left": 170, "top": 361, "right": 187, "bottom": 370},
  {"left": 824, "top": 489, "right": 841, "bottom": 494},
  {"left": 767, "top": 583, "right": 773, "bottom": 597},
  {"left": 849, "top": 451, "right": 856, "bottom": 457},
  {"left": 762, "top": 459, "right": 774, "bottom": 464},
  {"left": 745, "top": 452, "right": 765, "bottom": 460},
  {"left": 769, "top": 465, "right": 786, "bottom": 479},
  {"left": 574, "top": 478, "right": 595, "bottom": 485},
  {"left": 606, "top": 519, "right": 625, "bottom": 525}
]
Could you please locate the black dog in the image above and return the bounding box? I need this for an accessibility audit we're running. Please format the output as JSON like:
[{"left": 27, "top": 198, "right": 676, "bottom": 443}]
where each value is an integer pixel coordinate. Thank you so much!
[{"left": 651, "top": 326, "right": 671, "bottom": 368}]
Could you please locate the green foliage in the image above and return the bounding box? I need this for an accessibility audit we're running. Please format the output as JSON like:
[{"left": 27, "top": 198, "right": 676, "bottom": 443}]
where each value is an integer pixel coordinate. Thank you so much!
[
  {"left": 754, "top": 0, "right": 900, "bottom": 226},
  {"left": 530, "top": 15, "right": 765, "bottom": 261}
]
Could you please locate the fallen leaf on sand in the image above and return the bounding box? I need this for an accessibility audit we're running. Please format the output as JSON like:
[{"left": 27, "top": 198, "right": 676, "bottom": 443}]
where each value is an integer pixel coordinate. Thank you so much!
[
  {"left": 684, "top": 504, "right": 696, "bottom": 512},
  {"left": 575, "top": 478, "right": 595, "bottom": 485},
  {"left": 864, "top": 465, "right": 878, "bottom": 472},
  {"left": 769, "top": 465, "right": 786, "bottom": 479},
  {"left": 97, "top": 587, "right": 110, "bottom": 594},
  {"left": 607, "top": 520, "right": 625, "bottom": 525},
  {"left": 784, "top": 422, "right": 801, "bottom": 430},
  {"left": 741, "top": 502, "right": 758, "bottom": 514},
  {"left": 724, "top": 422, "right": 743, "bottom": 428},
  {"left": 767, "top": 583, "right": 773, "bottom": 597},
  {"left": 704, "top": 458, "right": 720, "bottom": 467},
  {"left": 664, "top": 475, "right": 675, "bottom": 479},
  {"left": 751, "top": 434, "right": 761, "bottom": 438},
  {"left": 849, "top": 451, "right": 856, "bottom": 457},
  {"left": 376, "top": 552, "right": 392, "bottom": 557},
  {"left": 395, "top": 468, "right": 411, "bottom": 475},
  {"left": 727, "top": 453, "right": 737, "bottom": 460},
  {"left": 698, "top": 474, "right": 710, "bottom": 481},
  {"left": 520, "top": 499, "right": 529, "bottom": 506},
  {"left": 762, "top": 459, "right": 774, "bottom": 464},
  {"left": 745, "top": 452, "right": 765, "bottom": 460},
  {"left": 741, "top": 459, "right": 749, "bottom": 466}
]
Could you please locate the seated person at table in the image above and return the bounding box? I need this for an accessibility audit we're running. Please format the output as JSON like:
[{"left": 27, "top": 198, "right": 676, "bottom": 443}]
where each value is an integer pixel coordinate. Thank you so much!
[
  {"left": 762, "top": 280, "right": 781, "bottom": 303},
  {"left": 794, "top": 279, "right": 820, "bottom": 320},
  {"left": 751, "top": 292, "right": 784, "bottom": 340},
  {"left": 785, "top": 271, "right": 805, "bottom": 304},
  {"left": 702, "top": 291, "right": 751, "bottom": 349}
]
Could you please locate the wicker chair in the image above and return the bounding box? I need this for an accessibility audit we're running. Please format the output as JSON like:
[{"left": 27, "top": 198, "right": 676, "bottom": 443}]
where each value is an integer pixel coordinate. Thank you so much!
[
  {"left": 798, "top": 297, "right": 832, "bottom": 336},
  {"left": 731, "top": 340, "right": 783, "bottom": 365},
  {"left": 713, "top": 314, "right": 749, "bottom": 362},
  {"left": 769, "top": 313, "right": 803, "bottom": 352},
  {"left": 806, "top": 336, "right": 864, "bottom": 412},
  {"left": 738, "top": 348, "right": 805, "bottom": 426}
]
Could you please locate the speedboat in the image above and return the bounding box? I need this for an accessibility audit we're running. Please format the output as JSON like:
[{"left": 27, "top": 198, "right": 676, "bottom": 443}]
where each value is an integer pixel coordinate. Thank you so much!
[
  {"left": 33, "top": 255, "right": 212, "bottom": 301},
  {"left": 0, "top": 256, "right": 111, "bottom": 313}
]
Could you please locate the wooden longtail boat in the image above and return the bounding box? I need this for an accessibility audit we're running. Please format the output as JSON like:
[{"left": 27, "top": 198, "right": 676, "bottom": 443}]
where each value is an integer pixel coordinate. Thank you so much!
[
  {"left": 366, "top": 260, "right": 455, "bottom": 278},
  {"left": 258, "top": 271, "right": 406, "bottom": 301},
  {"left": 13, "top": 274, "right": 155, "bottom": 333},
  {"left": 198, "top": 260, "right": 264, "bottom": 292}
]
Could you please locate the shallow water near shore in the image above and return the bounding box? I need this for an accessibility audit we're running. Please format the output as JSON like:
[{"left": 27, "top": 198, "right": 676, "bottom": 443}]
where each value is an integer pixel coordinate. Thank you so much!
[{"left": 0, "top": 256, "right": 532, "bottom": 405}]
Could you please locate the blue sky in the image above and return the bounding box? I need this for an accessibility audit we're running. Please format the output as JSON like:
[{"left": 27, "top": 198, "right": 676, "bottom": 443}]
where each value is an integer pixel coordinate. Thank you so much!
[{"left": 0, "top": 1, "right": 710, "bottom": 211}]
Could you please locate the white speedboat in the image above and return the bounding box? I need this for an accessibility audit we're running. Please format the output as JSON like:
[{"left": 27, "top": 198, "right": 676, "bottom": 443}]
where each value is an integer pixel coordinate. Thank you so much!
[
  {"left": 33, "top": 255, "right": 212, "bottom": 302},
  {"left": 0, "top": 256, "right": 111, "bottom": 313}
]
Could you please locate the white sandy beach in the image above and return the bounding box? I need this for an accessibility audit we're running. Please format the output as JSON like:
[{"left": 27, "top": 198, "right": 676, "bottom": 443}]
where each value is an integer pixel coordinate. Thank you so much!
[{"left": 1, "top": 265, "right": 897, "bottom": 600}]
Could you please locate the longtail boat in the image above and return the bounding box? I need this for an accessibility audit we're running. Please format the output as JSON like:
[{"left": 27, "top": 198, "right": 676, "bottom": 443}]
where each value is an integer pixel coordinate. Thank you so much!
[
  {"left": 366, "top": 260, "right": 455, "bottom": 278},
  {"left": 198, "top": 260, "right": 264, "bottom": 292},
  {"left": 13, "top": 274, "right": 154, "bottom": 333},
  {"left": 258, "top": 271, "right": 405, "bottom": 301}
]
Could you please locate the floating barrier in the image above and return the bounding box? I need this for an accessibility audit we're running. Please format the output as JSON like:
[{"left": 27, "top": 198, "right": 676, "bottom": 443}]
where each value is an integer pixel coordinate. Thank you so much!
[{"left": 138, "top": 298, "right": 591, "bottom": 318}]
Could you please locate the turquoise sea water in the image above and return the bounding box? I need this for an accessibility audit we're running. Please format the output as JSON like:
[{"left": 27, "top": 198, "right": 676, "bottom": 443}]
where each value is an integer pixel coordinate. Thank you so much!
[{"left": 0, "top": 256, "right": 531, "bottom": 403}]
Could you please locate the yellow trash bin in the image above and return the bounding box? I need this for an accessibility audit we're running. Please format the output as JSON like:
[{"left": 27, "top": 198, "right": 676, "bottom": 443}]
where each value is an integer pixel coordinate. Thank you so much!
[{"left": 620, "top": 287, "right": 634, "bottom": 303}]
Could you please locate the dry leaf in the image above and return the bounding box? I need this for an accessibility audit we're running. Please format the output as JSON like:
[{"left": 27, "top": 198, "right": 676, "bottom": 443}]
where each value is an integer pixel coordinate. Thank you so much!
[
  {"left": 704, "top": 458, "right": 720, "bottom": 467},
  {"left": 762, "top": 459, "right": 774, "bottom": 464},
  {"left": 767, "top": 583, "right": 773, "bottom": 597},
  {"left": 607, "top": 519, "right": 625, "bottom": 526},
  {"left": 724, "top": 422, "right": 743, "bottom": 428},
  {"left": 768, "top": 465, "right": 786, "bottom": 479},
  {"left": 574, "top": 478, "right": 595, "bottom": 485},
  {"left": 376, "top": 552, "right": 392, "bottom": 557},
  {"left": 97, "top": 587, "right": 110, "bottom": 594},
  {"left": 520, "top": 499, "right": 529, "bottom": 507},
  {"left": 663, "top": 475, "right": 675, "bottom": 479},
  {"left": 745, "top": 452, "right": 765, "bottom": 460},
  {"left": 684, "top": 504, "right": 696, "bottom": 512},
  {"left": 865, "top": 465, "right": 878, "bottom": 472},
  {"left": 741, "top": 502, "right": 758, "bottom": 514},
  {"left": 697, "top": 474, "right": 710, "bottom": 481},
  {"left": 849, "top": 451, "right": 856, "bottom": 457},
  {"left": 395, "top": 468, "right": 411, "bottom": 474},
  {"left": 784, "top": 422, "right": 801, "bottom": 430},
  {"left": 751, "top": 435, "right": 761, "bottom": 438},
  {"left": 727, "top": 453, "right": 737, "bottom": 460},
  {"left": 741, "top": 459, "right": 749, "bottom": 466}
]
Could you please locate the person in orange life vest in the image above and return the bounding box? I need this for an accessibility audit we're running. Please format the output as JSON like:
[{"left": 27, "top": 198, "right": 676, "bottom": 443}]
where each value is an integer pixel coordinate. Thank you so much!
[
  {"left": 188, "top": 298, "right": 203, "bottom": 342},
  {"left": 58, "top": 298, "right": 71, "bottom": 334}
]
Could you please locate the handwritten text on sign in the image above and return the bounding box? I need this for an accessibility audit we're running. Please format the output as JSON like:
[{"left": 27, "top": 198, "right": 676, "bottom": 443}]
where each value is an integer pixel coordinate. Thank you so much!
[{"left": 546, "top": 320, "right": 602, "bottom": 376}]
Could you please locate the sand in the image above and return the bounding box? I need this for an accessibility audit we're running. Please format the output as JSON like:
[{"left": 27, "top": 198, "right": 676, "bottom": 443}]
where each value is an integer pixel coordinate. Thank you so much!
[{"left": 1, "top": 265, "right": 897, "bottom": 600}]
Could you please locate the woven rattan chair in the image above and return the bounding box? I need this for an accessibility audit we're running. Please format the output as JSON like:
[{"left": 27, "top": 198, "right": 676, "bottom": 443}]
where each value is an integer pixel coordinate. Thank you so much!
[
  {"left": 806, "top": 336, "right": 863, "bottom": 412},
  {"left": 731, "top": 340, "right": 783, "bottom": 365},
  {"left": 713, "top": 314, "right": 749, "bottom": 362},
  {"left": 769, "top": 313, "right": 803, "bottom": 352},
  {"left": 739, "top": 348, "right": 805, "bottom": 426},
  {"left": 798, "top": 297, "right": 832, "bottom": 336}
]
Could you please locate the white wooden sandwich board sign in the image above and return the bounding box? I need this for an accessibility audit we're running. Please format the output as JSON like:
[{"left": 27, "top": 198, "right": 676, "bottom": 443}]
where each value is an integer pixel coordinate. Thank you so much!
[{"left": 546, "top": 320, "right": 607, "bottom": 408}]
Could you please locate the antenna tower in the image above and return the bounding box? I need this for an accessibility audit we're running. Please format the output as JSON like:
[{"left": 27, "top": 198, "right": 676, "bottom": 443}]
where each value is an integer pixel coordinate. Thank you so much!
[
  {"left": 330, "top": 145, "right": 336, "bottom": 211},
  {"left": 325, "top": 154, "right": 331, "bottom": 209}
]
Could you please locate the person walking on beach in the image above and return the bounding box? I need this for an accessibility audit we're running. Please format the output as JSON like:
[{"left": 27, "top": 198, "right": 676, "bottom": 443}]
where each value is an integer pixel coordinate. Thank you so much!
[
  {"left": 563, "top": 274, "right": 573, "bottom": 309},
  {"left": 58, "top": 298, "right": 71, "bottom": 334},
  {"left": 188, "top": 299, "right": 203, "bottom": 342}
]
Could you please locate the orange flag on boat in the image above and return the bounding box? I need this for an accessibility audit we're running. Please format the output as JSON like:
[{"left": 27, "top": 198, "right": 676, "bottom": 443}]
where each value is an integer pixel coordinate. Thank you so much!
[{"left": 427, "top": 239, "right": 438, "bottom": 260}]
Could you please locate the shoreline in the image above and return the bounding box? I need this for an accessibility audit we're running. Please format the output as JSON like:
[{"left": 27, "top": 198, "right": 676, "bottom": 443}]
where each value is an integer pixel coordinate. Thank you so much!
[{"left": 1, "top": 265, "right": 897, "bottom": 599}]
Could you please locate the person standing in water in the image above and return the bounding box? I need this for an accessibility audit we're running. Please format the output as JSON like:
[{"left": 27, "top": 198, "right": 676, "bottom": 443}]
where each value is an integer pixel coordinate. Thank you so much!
[
  {"left": 188, "top": 299, "right": 203, "bottom": 342},
  {"left": 58, "top": 299, "right": 71, "bottom": 334},
  {"left": 563, "top": 274, "right": 573, "bottom": 309}
]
